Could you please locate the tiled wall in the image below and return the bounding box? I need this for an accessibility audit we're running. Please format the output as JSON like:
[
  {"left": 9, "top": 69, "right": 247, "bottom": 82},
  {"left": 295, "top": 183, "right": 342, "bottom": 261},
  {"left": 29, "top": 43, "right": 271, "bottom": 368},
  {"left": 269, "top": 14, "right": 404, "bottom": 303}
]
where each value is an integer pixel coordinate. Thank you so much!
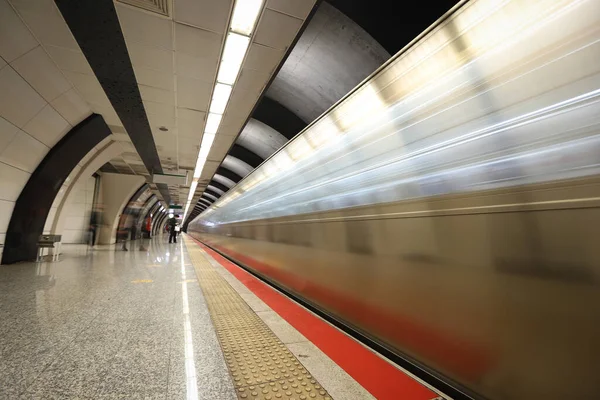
[
  {"left": 61, "top": 176, "right": 96, "bottom": 244},
  {"left": 0, "top": 0, "right": 91, "bottom": 261}
]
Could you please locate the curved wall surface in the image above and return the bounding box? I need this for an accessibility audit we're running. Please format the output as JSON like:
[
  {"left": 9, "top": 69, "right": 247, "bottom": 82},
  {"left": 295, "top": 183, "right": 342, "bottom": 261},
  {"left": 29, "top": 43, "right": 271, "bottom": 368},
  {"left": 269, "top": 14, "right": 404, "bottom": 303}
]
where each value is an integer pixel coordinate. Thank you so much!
[{"left": 2, "top": 114, "right": 111, "bottom": 263}]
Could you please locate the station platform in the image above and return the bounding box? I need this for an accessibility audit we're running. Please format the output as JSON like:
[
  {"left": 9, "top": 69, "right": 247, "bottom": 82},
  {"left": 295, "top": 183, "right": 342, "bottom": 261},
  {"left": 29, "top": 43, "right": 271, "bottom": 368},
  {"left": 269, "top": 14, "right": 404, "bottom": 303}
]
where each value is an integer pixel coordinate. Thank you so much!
[{"left": 0, "top": 235, "right": 445, "bottom": 400}]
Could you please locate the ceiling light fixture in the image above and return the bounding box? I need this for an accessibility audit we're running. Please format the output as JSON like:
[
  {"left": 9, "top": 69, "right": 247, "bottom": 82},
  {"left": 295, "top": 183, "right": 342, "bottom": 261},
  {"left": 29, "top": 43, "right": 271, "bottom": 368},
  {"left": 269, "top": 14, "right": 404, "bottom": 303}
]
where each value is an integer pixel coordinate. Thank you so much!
[
  {"left": 209, "top": 83, "right": 233, "bottom": 114},
  {"left": 185, "top": 0, "right": 264, "bottom": 221},
  {"left": 230, "top": 0, "right": 263, "bottom": 35}
]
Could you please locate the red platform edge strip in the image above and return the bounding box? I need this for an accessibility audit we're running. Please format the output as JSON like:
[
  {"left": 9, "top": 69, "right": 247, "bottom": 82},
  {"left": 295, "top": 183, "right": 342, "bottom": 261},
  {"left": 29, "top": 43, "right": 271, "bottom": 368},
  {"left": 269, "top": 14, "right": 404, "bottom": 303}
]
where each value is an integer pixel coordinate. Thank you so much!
[{"left": 189, "top": 237, "right": 437, "bottom": 400}]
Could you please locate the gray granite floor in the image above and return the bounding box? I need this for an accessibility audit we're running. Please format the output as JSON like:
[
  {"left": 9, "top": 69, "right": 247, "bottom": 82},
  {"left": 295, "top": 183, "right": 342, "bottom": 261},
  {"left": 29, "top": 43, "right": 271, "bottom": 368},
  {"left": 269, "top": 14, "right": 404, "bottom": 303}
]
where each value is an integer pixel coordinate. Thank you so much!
[{"left": 0, "top": 236, "right": 236, "bottom": 399}]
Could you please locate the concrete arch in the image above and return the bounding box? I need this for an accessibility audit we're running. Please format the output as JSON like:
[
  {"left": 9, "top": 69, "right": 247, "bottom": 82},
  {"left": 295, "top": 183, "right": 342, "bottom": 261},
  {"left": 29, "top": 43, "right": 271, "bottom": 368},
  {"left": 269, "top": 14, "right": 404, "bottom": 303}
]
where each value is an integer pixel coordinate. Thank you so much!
[
  {"left": 213, "top": 174, "right": 237, "bottom": 189},
  {"left": 208, "top": 180, "right": 230, "bottom": 193},
  {"left": 221, "top": 155, "right": 254, "bottom": 179},
  {"left": 115, "top": 185, "right": 152, "bottom": 242},
  {"left": 216, "top": 167, "right": 242, "bottom": 184},
  {"left": 46, "top": 140, "right": 124, "bottom": 241},
  {"left": 2, "top": 114, "right": 112, "bottom": 263},
  {"left": 252, "top": 97, "right": 307, "bottom": 140},
  {"left": 228, "top": 145, "right": 263, "bottom": 169},
  {"left": 206, "top": 185, "right": 225, "bottom": 197},
  {"left": 203, "top": 193, "right": 218, "bottom": 202},
  {"left": 265, "top": 2, "right": 390, "bottom": 123},
  {"left": 198, "top": 198, "right": 212, "bottom": 207},
  {"left": 236, "top": 119, "right": 288, "bottom": 160},
  {"left": 97, "top": 174, "right": 146, "bottom": 244},
  {"left": 204, "top": 189, "right": 221, "bottom": 200}
]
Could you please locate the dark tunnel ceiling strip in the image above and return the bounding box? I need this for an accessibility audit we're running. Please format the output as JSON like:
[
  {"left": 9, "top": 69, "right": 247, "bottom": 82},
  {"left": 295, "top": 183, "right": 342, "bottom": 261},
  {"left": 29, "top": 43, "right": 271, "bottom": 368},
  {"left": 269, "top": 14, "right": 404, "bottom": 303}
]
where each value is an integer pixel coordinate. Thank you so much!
[
  {"left": 209, "top": 180, "right": 229, "bottom": 193},
  {"left": 198, "top": 199, "right": 212, "bottom": 207},
  {"left": 55, "top": 0, "right": 170, "bottom": 204},
  {"left": 216, "top": 167, "right": 242, "bottom": 183},
  {"left": 135, "top": 195, "right": 158, "bottom": 228},
  {"left": 146, "top": 199, "right": 162, "bottom": 220},
  {"left": 2, "top": 114, "right": 111, "bottom": 264},
  {"left": 156, "top": 184, "right": 171, "bottom": 204},
  {"left": 187, "top": 1, "right": 322, "bottom": 223},
  {"left": 229, "top": 144, "right": 263, "bottom": 168},
  {"left": 153, "top": 211, "right": 167, "bottom": 235},
  {"left": 121, "top": 184, "right": 149, "bottom": 216},
  {"left": 204, "top": 189, "right": 221, "bottom": 199},
  {"left": 201, "top": 194, "right": 216, "bottom": 202},
  {"left": 206, "top": 185, "right": 225, "bottom": 196},
  {"left": 213, "top": 174, "right": 236, "bottom": 188},
  {"left": 252, "top": 97, "right": 307, "bottom": 139},
  {"left": 326, "top": 0, "right": 461, "bottom": 55}
]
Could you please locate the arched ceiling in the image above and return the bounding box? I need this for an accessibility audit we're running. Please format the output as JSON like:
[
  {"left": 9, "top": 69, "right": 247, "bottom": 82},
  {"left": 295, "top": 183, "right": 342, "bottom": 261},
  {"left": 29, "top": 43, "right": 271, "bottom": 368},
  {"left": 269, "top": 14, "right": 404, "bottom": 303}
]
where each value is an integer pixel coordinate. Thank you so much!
[
  {"left": 264, "top": 2, "right": 390, "bottom": 123},
  {"left": 221, "top": 155, "right": 254, "bottom": 179},
  {"left": 236, "top": 118, "right": 289, "bottom": 160},
  {"left": 1, "top": 0, "right": 457, "bottom": 225},
  {"left": 327, "top": 0, "right": 461, "bottom": 55},
  {"left": 187, "top": 0, "right": 461, "bottom": 223}
]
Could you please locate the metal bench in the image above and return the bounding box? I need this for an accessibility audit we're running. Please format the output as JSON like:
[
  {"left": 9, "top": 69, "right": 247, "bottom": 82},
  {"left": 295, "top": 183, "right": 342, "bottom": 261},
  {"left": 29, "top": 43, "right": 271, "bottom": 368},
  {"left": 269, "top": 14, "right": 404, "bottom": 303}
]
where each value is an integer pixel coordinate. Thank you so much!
[{"left": 37, "top": 234, "right": 62, "bottom": 262}]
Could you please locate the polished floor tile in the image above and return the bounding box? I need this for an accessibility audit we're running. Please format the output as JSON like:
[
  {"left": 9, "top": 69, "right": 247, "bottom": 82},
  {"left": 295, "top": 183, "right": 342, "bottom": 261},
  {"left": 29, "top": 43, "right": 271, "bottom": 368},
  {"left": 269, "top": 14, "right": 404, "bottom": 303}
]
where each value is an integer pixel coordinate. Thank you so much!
[{"left": 0, "top": 237, "right": 236, "bottom": 399}]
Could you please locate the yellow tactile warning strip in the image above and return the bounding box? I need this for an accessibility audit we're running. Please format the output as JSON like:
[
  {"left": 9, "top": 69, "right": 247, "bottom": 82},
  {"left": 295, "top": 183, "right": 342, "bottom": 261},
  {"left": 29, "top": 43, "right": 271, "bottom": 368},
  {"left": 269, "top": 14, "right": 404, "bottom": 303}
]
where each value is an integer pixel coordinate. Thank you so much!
[{"left": 184, "top": 238, "right": 333, "bottom": 400}]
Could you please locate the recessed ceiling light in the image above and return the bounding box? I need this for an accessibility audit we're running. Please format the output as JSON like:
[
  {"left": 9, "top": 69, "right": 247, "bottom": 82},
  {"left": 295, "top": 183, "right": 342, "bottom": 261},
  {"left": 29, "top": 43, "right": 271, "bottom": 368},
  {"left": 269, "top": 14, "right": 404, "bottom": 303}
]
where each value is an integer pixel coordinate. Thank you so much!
[{"left": 159, "top": 126, "right": 168, "bottom": 131}]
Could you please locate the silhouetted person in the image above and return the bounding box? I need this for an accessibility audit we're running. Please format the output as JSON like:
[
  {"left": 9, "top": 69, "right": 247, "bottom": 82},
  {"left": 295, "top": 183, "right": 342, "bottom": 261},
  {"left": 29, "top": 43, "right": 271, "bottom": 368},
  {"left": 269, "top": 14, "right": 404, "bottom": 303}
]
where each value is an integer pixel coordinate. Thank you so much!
[{"left": 167, "top": 215, "right": 179, "bottom": 243}]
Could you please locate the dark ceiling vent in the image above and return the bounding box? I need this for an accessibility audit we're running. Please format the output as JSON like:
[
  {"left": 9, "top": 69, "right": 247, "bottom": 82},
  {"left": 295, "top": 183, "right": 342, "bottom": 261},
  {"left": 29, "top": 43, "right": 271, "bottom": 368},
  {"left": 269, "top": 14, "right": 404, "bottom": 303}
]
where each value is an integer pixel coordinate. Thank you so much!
[{"left": 117, "top": 0, "right": 170, "bottom": 17}]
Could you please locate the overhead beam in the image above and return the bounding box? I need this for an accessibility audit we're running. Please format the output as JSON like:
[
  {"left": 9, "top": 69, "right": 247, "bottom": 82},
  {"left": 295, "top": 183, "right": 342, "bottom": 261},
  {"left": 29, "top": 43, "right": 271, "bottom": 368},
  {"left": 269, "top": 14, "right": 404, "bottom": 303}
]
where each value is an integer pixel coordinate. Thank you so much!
[
  {"left": 55, "top": 0, "right": 170, "bottom": 203},
  {"left": 229, "top": 144, "right": 263, "bottom": 168},
  {"left": 252, "top": 97, "right": 307, "bottom": 140}
]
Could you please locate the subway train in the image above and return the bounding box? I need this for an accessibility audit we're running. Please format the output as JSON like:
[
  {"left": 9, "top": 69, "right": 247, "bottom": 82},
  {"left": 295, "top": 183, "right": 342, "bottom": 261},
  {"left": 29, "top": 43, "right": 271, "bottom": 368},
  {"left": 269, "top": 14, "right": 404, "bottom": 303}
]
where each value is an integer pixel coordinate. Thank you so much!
[{"left": 188, "top": 0, "right": 600, "bottom": 398}]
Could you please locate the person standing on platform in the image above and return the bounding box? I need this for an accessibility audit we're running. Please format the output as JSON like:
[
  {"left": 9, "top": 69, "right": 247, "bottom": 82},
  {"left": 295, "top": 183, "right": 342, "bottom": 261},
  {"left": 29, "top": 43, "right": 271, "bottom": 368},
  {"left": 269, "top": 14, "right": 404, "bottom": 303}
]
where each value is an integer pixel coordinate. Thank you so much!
[{"left": 167, "top": 214, "right": 179, "bottom": 244}]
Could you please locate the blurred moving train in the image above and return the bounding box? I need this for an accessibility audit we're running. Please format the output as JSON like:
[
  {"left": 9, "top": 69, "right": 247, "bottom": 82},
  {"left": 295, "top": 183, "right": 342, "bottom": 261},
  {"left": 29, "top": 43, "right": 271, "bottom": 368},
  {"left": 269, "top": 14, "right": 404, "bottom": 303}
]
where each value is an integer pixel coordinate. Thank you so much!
[{"left": 188, "top": 0, "right": 600, "bottom": 398}]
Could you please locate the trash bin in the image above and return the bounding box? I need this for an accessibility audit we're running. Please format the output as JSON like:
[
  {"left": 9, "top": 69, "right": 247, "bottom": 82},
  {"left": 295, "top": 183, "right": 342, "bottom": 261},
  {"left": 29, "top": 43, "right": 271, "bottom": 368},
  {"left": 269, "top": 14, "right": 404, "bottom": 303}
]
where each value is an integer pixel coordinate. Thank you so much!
[{"left": 37, "top": 234, "right": 61, "bottom": 262}]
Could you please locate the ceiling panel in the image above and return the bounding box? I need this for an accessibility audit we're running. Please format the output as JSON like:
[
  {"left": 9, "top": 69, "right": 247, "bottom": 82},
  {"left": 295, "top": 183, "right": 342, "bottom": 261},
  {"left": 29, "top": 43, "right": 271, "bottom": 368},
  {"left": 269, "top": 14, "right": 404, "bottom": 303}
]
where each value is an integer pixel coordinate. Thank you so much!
[
  {"left": 12, "top": 0, "right": 80, "bottom": 50},
  {"left": 23, "top": 103, "right": 70, "bottom": 147},
  {"left": 176, "top": 76, "right": 212, "bottom": 111},
  {"left": 253, "top": 9, "right": 304, "bottom": 50},
  {"left": 0, "top": 0, "right": 38, "bottom": 62},
  {"left": 207, "top": 135, "right": 235, "bottom": 161},
  {"left": 62, "top": 71, "right": 111, "bottom": 105},
  {"left": 244, "top": 43, "right": 284, "bottom": 73},
  {"left": 127, "top": 43, "right": 173, "bottom": 72},
  {"left": 235, "top": 68, "right": 271, "bottom": 94},
  {"left": 173, "top": 0, "right": 231, "bottom": 34},
  {"left": 0, "top": 65, "right": 47, "bottom": 128},
  {"left": 11, "top": 46, "right": 71, "bottom": 102},
  {"left": 266, "top": 0, "right": 317, "bottom": 19},
  {"left": 174, "top": 23, "right": 222, "bottom": 59},
  {"left": 133, "top": 67, "right": 174, "bottom": 91},
  {"left": 199, "top": 160, "right": 220, "bottom": 180},
  {"left": 139, "top": 85, "right": 175, "bottom": 105},
  {"left": 218, "top": 114, "right": 247, "bottom": 136},
  {"left": 143, "top": 100, "right": 175, "bottom": 119},
  {"left": 147, "top": 112, "right": 175, "bottom": 130},
  {"left": 225, "top": 88, "right": 260, "bottom": 119},
  {"left": 44, "top": 44, "right": 95, "bottom": 75},
  {"left": 175, "top": 52, "right": 219, "bottom": 81},
  {"left": 50, "top": 88, "right": 92, "bottom": 126},
  {"left": 115, "top": 3, "right": 173, "bottom": 50}
]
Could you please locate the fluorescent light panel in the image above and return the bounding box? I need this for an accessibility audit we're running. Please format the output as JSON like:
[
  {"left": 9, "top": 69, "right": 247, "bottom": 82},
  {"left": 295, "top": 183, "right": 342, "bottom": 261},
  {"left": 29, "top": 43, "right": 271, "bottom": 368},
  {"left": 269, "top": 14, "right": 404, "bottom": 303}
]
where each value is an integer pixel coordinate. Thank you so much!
[
  {"left": 217, "top": 60, "right": 240, "bottom": 85},
  {"left": 209, "top": 83, "right": 232, "bottom": 114},
  {"left": 205, "top": 113, "right": 222, "bottom": 134},
  {"left": 187, "top": 1, "right": 264, "bottom": 218},
  {"left": 222, "top": 33, "right": 250, "bottom": 67},
  {"left": 231, "top": 0, "right": 263, "bottom": 35}
]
